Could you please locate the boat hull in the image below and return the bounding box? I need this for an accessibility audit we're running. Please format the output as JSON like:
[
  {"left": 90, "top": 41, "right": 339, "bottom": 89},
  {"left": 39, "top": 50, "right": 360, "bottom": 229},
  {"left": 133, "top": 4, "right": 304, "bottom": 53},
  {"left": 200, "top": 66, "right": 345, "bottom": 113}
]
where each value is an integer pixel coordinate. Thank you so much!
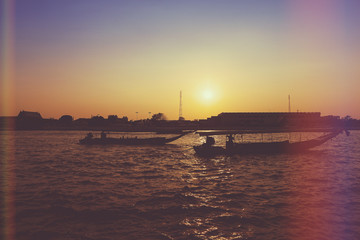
[
  {"left": 79, "top": 133, "right": 187, "bottom": 145},
  {"left": 194, "top": 141, "right": 292, "bottom": 156},
  {"left": 80, "top": 137, "right": 167, "bottom": 145},
  {"left": 227, "top": 141, "right": 291, "bottom": 154},
  {"left": 193, "top": 145, "right": 226, "bottom": 157}
]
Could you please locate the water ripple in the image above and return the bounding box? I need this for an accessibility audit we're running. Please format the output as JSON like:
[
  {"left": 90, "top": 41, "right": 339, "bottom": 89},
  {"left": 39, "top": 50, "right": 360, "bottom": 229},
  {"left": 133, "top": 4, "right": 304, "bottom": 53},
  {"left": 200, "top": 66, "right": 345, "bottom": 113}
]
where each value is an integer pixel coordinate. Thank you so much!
[{"left": 1, "top": 130, "right": 359, "bottom": 239}]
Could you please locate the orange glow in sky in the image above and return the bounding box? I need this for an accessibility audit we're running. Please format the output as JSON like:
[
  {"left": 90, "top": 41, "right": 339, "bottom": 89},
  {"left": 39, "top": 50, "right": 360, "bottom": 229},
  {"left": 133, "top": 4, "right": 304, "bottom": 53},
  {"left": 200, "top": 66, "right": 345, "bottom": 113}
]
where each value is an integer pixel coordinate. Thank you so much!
[{"left": 1, "top": 0, "right": 359, "bottom": 120}]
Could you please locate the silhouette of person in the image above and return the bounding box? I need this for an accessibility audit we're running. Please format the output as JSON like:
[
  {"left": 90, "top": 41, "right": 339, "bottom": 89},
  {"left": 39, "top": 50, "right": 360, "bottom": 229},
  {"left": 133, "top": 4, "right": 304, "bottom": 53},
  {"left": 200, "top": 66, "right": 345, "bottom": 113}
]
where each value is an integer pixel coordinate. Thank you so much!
[
  {"left": 101, "top": 131, "right": 106, "bottom": 139},
  {"left": 205, "top": 136, "right": 215, "bottom": 146},
  {"left": 227, "top": 134, "right": 234, "bottom": 144},
  {"left": 86, "top": 132, "right": 93, "bottom": 140},
  {"left": 226, "top": 134, "right": 234, "bottom": 149}
]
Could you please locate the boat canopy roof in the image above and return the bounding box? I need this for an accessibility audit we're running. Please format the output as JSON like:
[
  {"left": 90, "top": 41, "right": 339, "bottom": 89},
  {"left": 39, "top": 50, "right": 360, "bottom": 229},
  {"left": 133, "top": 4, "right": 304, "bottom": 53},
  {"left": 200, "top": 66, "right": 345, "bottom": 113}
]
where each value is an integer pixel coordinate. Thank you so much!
[{"left": 196, "top": 128, "right": 343, "bottom": 136}]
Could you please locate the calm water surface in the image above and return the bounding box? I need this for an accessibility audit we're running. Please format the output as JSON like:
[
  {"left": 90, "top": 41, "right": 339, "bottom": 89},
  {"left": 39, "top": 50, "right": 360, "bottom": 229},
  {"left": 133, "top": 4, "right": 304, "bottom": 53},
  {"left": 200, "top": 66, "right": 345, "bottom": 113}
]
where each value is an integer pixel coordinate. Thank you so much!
[{"left": 1, "top": 130, "right": 360, "bottom": 240}]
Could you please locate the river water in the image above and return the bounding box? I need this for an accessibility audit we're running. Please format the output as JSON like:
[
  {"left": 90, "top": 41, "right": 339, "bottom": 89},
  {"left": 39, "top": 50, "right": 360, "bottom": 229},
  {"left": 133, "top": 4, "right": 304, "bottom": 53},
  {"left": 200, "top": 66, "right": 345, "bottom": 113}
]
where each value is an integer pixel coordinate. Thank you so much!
[{"left": 1, "top": 130, "right": 360, "bottom": 240}]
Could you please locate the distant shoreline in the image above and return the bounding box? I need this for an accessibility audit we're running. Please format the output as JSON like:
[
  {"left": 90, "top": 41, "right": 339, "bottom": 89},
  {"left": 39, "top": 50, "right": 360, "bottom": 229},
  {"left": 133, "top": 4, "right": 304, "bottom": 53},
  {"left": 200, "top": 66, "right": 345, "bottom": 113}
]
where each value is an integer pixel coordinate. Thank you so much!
[
  {"left": 2, "top": 111, "right": 360, "bottom": 132},
  {"left": 1, "top": 126, "right": 360, "bottom": 132}
]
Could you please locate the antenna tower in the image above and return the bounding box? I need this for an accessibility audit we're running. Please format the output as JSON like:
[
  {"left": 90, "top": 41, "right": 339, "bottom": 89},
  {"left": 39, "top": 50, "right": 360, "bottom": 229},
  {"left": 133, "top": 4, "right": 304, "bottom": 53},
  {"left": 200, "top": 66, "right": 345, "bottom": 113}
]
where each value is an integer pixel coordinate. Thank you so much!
[
  {"left": 288, "top": 95, "right": 291, "bottom": 113},
  {"left": 179, "top": 90, "right": 183, "bottom": 120}
]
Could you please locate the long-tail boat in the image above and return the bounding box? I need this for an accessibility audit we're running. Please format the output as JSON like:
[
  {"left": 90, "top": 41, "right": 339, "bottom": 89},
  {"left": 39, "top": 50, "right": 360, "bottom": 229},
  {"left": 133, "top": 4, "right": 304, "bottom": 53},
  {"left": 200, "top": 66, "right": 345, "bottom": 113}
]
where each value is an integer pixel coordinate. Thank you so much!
[
  {"left": 79, "top": 132, "right": 188, "bottom": 145},
  {"left": 193, "top": 129, "right": 348, "bottom": 156}
]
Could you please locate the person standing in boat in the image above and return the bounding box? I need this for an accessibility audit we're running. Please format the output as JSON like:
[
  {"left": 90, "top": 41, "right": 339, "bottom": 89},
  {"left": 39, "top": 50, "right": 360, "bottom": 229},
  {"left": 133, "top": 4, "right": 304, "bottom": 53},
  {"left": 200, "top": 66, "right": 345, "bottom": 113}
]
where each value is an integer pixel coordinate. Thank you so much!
[
  {"left": 101, "top": 130, "right": 107, "bottom": 139},
  {"left": 226, "top": 134, "right": 234, "bottom": 150}
]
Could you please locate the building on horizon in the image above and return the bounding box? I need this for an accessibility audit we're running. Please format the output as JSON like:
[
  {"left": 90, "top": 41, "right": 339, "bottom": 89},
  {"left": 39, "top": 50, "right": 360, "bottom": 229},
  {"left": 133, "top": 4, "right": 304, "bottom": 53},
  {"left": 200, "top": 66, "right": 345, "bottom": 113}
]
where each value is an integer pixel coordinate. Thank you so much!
[
  {"left": 17, "top": 110, "right": 44, "bottom": 129},
  {"left": 17, "top": 110, "right": 43, "bottom": 120},
  {"left": 199, "top": 112, "right": 336, "bottom": 129}
]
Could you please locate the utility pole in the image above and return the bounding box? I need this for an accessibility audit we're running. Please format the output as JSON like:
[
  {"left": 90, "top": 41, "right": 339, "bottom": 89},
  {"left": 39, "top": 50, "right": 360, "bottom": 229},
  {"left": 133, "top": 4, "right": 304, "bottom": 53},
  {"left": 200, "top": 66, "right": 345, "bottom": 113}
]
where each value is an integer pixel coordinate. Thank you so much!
[
  {"left": 179, "top": 90, "right": 183, "bottom": 120},
  {"left": 136, "top": 112, "right": 138, "bottom": 120}
]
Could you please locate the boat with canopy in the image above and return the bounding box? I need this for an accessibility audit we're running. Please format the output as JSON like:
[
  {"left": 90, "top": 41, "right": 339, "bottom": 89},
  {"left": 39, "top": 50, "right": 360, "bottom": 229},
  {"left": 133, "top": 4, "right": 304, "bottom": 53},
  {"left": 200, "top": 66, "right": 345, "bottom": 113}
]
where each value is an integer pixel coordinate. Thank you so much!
[{"left": 193, "top": 129, "right": 349, "bottom": 156}]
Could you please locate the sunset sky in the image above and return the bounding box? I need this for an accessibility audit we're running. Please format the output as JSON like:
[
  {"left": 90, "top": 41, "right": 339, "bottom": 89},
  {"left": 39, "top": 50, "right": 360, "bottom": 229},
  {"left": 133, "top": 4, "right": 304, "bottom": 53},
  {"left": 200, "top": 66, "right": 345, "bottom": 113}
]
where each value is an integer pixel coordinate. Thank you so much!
[{"left": 1, "top": 0, "right": 360, "bottom": 120}]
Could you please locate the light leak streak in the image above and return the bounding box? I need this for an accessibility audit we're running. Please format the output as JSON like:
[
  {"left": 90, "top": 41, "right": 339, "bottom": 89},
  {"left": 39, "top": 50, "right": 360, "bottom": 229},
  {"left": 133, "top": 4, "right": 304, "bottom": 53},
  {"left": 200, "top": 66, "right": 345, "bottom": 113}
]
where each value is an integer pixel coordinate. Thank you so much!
[{"left": 1, "top": 1, "right": 16, "bottom": 240}]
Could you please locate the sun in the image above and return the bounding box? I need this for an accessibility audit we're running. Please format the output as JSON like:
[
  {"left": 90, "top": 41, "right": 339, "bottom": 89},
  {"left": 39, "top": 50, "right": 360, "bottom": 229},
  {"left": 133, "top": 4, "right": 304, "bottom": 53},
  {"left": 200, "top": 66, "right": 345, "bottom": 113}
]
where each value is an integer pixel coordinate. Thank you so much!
[
  {"left": 195, "top": 82, "right": 221, "bottom": 105},
  {"left": 202, "top": 89, "right": 214, "bottom": 102}
]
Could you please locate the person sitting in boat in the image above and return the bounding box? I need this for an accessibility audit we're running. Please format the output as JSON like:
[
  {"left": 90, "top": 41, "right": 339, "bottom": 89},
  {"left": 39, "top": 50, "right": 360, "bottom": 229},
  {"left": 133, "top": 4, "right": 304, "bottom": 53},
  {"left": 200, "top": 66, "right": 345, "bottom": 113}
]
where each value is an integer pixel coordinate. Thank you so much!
[
  {"left": 101, "top": 131, "right": 107, "bottom": 139},
  {"left": 86, "top": 132, "right": 93, "bottom": 140},
  {"left": 205, "top": 136, "right": 215, "bottom": 146}
]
